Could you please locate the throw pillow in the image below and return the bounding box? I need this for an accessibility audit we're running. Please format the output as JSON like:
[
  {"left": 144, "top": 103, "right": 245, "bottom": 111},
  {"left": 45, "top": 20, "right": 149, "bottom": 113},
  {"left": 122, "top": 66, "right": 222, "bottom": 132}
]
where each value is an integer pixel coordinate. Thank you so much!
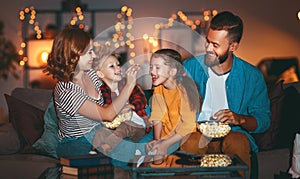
[
  {"left": 0, "top": 123, "right": 20, "bottom": 154},
  {"left": 252, "top": 80, "right": 285, "bottom": 151},
  {"left": 277, "top": 85, "right": 300, "bottom": 149},
  {"left": 4, "top": 94, "right": 45, "bottom": 153},
  {"left": 32, "top": 98, "right": 59, "bottom": 159}
]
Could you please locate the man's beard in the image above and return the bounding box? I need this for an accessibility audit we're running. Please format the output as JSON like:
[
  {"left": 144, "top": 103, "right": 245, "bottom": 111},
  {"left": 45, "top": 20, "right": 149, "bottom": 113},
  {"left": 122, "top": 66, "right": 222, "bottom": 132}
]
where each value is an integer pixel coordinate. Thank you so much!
[{"left": 204, "top": 50, "right": 229, "bottom": 67}]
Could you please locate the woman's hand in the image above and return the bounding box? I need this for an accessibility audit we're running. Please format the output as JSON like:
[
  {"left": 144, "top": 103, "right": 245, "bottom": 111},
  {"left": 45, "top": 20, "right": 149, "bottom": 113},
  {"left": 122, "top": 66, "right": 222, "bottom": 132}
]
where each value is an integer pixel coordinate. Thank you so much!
[
  {"left": 119, "top": 103, "right": 134, "bottom": 114},
  {"left": 125, "top": 64, "right": 140, "bottom": 89}
]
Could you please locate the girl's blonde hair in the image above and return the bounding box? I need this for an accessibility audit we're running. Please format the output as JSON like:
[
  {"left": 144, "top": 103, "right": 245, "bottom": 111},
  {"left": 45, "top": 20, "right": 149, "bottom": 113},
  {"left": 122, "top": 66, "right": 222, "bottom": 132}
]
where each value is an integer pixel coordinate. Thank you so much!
[{"left": 92, "top": 43, "right": 119, "bottom": 71}]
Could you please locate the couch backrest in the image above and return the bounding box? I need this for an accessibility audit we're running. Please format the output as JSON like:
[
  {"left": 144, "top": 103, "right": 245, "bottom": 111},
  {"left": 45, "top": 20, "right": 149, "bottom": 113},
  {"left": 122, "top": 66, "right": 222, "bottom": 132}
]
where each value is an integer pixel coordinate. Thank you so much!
[
  {"left": 284, "top": 81, "right": 300, "bottom": 93},
  {"left": 11, "top": 88, "right": 53, "bottom": 111}
]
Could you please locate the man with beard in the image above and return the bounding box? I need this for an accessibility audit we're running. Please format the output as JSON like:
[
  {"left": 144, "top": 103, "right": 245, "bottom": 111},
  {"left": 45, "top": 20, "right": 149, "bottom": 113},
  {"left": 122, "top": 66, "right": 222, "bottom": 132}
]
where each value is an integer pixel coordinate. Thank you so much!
[{"left": 182, "top": 11, "right": 271, "bottom": 178}]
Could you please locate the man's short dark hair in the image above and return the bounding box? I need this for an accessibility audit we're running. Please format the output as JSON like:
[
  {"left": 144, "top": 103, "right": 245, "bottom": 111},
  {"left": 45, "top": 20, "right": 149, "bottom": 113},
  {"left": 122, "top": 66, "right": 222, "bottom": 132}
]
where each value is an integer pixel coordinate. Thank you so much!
[{"left": 210, "top": 11, "right": 243, "bottom": 43}]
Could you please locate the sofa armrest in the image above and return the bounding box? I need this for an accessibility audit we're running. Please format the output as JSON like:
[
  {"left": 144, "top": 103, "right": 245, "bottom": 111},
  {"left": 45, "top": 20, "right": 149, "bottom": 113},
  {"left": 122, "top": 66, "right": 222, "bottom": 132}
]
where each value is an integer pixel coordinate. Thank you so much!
[{"left": 256, "top": 148, "right": 290, "bottom": 179}]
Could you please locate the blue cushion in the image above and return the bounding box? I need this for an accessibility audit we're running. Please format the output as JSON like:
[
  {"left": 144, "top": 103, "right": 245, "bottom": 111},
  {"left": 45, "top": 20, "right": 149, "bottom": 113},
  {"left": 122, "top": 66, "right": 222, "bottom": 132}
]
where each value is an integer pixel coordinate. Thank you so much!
[{"left": 32, "top": 98, "right": 59, "bottom": 158}]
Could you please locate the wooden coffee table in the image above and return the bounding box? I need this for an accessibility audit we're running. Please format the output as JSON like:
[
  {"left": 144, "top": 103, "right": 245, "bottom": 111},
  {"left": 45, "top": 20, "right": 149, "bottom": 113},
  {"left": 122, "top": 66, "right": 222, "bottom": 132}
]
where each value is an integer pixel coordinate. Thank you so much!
[{"left": 132, "top": 154, "right": 248, "bottom": 179}]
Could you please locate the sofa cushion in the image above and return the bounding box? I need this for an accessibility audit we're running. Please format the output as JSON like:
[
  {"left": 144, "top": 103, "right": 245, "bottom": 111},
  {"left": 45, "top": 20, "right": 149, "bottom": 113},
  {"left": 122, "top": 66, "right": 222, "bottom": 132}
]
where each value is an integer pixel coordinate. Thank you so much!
[
  {"left": 5, "top": 94, "right": 45, "bottom": 153},
  {"left": 256, "top": 148, "right": 290, "bottom": 179},
  {"left": 0, "top": 123, "right": 20, "bottom": 154},
  {"left": 32, "top": 98, "right": 59, "bottom": 159},
  {"left": 252, "top": 80, "right": 285, "bottom": 151},
  {"left": 277, "top": 85, "right": 300, "bottom": 150},
  {"left": 11, "top": 88, "right": 52, "bottom": 111},
  {"left": 0, "top": 154, "right": 59, "bottom": 179}
]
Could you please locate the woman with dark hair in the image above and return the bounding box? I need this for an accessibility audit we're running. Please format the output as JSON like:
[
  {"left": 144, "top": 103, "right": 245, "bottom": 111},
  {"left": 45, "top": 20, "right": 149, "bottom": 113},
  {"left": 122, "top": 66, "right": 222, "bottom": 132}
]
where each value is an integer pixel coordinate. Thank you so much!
[{"left": 44, "top": 26, "right": 140, "bottom": 158}]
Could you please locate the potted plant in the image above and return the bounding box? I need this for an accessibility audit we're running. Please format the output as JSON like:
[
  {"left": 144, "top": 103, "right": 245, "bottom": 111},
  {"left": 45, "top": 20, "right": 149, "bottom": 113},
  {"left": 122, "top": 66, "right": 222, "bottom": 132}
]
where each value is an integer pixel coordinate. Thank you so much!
[{"left": 0, "top": 21, "right": 19, "bottom": 80}]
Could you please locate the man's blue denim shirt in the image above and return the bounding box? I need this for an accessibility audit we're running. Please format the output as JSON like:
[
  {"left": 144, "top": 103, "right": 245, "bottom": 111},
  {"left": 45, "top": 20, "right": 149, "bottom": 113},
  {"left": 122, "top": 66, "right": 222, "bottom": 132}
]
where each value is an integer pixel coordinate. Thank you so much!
[{"left": 183, "top": 54, "right": 271, "bottom": 152}]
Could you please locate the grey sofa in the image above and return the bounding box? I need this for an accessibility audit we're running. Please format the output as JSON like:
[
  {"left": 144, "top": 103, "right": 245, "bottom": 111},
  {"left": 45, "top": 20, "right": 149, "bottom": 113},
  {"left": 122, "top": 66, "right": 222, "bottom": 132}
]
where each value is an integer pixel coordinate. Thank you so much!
[
  {"left": 0, "top": 88, "right": 59, "bottom": 179},
  {"left": 253, "top": 81, "right": 300, "bottom": 179},
  {"left": 0, "top": 82, "right": 299, "bottom": 179}
]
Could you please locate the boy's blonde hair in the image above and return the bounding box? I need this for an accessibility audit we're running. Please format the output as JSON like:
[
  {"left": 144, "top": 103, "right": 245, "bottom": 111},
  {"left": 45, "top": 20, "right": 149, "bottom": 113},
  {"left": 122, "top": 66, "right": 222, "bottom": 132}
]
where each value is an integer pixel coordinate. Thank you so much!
[{"left": 92, "top": 43, "right": 115, "bottom": 71}]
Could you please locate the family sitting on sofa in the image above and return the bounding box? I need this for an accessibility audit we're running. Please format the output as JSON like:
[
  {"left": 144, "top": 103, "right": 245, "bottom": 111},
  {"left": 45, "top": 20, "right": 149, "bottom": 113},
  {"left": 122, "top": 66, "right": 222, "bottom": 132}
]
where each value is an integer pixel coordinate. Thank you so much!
[
  {"left": 28, "top": 11, "right": 270, "bottom": 179},
  {"left": 1, "top": 9, "right": 300, "bottom": 179}
]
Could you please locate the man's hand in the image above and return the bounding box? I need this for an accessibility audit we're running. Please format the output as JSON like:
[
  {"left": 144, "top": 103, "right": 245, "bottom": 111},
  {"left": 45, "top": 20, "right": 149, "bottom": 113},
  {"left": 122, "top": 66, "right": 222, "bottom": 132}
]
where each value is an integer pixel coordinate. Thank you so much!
[
  {"left": 213, "top": 109, "right": 246, "bottom": 125},
  {"left": 213, "top": 109, "right": 257, "bottom": 131}
]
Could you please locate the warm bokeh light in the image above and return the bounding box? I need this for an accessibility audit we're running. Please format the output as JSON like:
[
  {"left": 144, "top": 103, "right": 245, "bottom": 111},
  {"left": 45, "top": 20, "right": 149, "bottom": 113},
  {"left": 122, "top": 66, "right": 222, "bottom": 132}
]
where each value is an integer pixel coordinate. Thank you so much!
[
  {"left": 127, "top": 24, "right": 132, "bottom": 30},
  {"left": 27, "top": 39, "right": 53, "bottom": 67},
  {"left": 129, "top": 44, "right": 135, "bottom": 49},
  {"left": 126, "top": 32, "right": 131, "bottom": 38},
  {"left": 114, "top": 43, "right": 120, "bottom": 48},
  {"left": 298, "top": 11, "right": 300, "bottom": 20},
  {"left": 126, "top": 8, "right": 132, "bottom": 17},
  {"left": 120, "top": 41, "right": 125, "bottom": 46},
  {"left": 23, "top": 57, "right": 28, "bottom": 62},
  {"left": 121, "top": 6, "right": 128, "bottom": 13},
  {"left": 129, "top": 59, "right": 135, "bottom": 65},
  {"left": 143, "top": 34, "right": 149, "bottom": 40},
  {"left": 105, "top": 41, "right": 111, "bottom": 47},
  {"left": 171, "top": 13, "right": 177, "bottom": 19},
  {"left": 78, "top": 15, "right": 84, "bottom": 20},
  {"left": 36, "top": 34, "right": 42, "bottom": 39},
  {"left": 29, "top": 19, "right": 34, "bottom": 24},
  {"left": 40, "top": 51, "right": 49, "bottom": 65},
  {"left": 18, "top": 50, "right": 24, "bottom": 56},
  {"left": 76, "top": 7, "right": 81, "bottom": 13},
  {"left": 148, "top": 37, "right": 154, "bottom": 44},
  {"left": 130, "top": 52, "right": 135, "bottom": 58},
  {"left": 117, "top": 13, "right": 122, "bottom": 19},
  {"left": 20, "top": 42, "right": 26, "bottom": 48},
  {"left": 212, "top": 10, "right": 218, "bottom": 16},
  {"left": 154, "top": 24, "right": 160, "bottom": 29},
  {"left": 204, "top": 15, "right": 210, "bottom": 21},
  {"left": 24, "top": 8, "right": 30, "bottom": 13},
  {"left": 19, "top": 60, "right": 25, "bottom": 66},
  {"left": 152, "top": 40, "right": 158, "bottom": 47},
  {"left": 78, "top": 23, "right": 84, "bottom": 29},
  {"left": 191, "top": 24, "right": 197, "bottom": 30}
]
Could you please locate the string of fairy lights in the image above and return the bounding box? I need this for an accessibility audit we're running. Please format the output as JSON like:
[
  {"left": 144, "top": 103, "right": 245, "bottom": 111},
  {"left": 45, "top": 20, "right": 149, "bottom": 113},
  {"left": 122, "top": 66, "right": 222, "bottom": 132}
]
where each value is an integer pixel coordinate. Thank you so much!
[
  {"left": 18, "top": 6, "right": 88, "bottom": 66},
  {"left": 18, "top": 5, "right": 217, "bottom": 66},
  {"left": 148, "top": 9, "right": 218, "bottom": 54},
  {"left": 19, "top": 6, "right": 40, "bottom": 66},
  {"left": 105, "top": 6, "right": 136, "bottom": 58}
]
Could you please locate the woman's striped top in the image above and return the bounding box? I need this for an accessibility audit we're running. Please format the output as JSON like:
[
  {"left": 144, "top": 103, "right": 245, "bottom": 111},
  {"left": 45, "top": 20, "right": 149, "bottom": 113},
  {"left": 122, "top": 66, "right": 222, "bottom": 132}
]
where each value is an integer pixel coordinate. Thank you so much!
[{"left": 54, "top": 69, "right": 104, "bottom": 140}]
